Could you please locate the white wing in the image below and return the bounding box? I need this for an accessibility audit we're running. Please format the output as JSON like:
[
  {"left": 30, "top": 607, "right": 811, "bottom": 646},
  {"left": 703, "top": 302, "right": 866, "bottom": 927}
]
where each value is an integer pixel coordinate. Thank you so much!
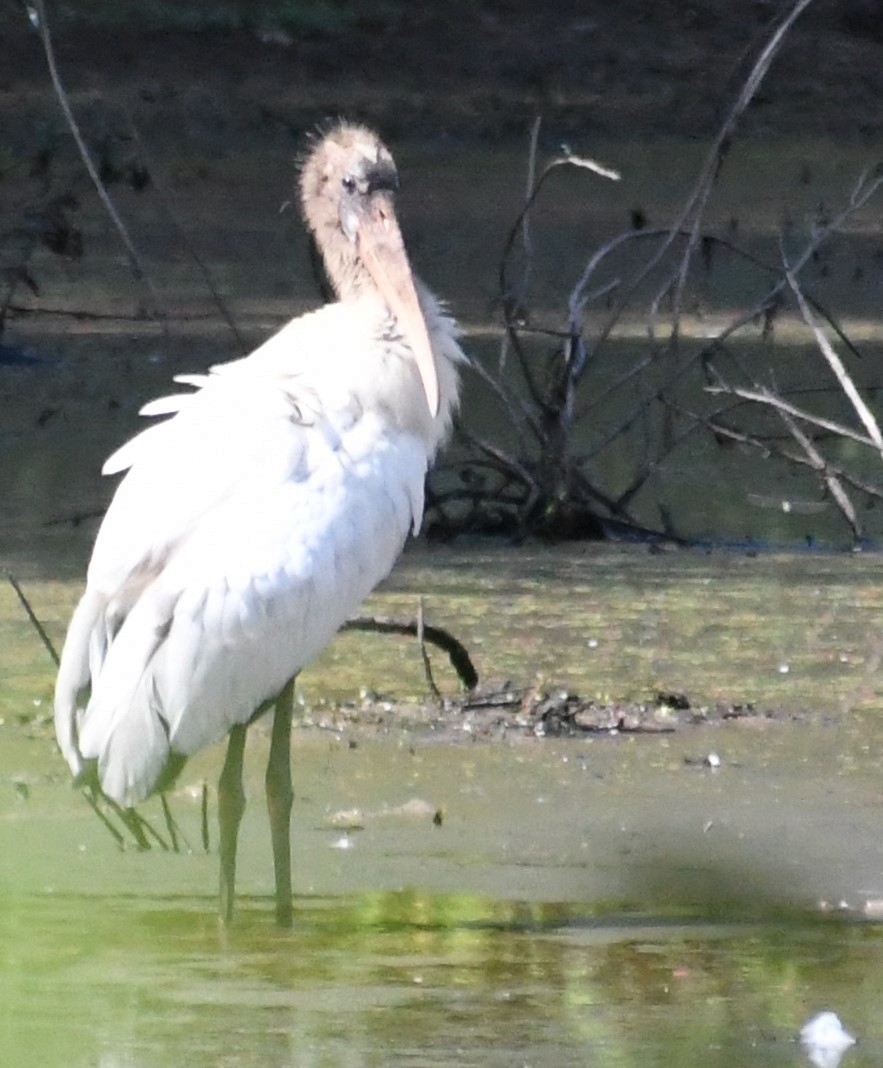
[{"left": 55, "top": 299, "right": 445, "bottom": 806}]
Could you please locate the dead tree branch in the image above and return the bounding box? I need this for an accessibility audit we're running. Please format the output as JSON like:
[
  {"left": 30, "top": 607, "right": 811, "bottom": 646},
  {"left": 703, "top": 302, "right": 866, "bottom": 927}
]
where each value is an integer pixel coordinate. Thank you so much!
[
  {"left": 441, "top": 0, "right": 838, "bottom": 540},
  {"left": 785, "top": 264, "right": 883, "bottom": 461},
  {"left": 26, "top": 0, "right": 167, "bottom": 329},
  {"left": 342, "top": 615, "right": 479, "bottom": 692}
]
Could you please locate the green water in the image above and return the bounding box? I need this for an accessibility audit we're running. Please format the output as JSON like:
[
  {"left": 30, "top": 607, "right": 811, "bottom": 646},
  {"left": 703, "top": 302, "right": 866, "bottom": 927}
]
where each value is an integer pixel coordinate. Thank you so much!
[
  {"left": 3, "top": 545, "right": 883, "bottom": 1066},
  {"left": 3, "top": 886, "right": 882, "bottom": 1067},
  {"left": 4, "top": 725, "right": 883, "bottom": 1067}
]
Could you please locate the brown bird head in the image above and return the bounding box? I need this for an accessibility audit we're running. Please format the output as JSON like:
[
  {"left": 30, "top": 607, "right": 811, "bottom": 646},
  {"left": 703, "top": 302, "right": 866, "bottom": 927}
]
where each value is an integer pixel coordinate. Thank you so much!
[{"left": 299, "top": 122, "right": 439, "bottom": 417}]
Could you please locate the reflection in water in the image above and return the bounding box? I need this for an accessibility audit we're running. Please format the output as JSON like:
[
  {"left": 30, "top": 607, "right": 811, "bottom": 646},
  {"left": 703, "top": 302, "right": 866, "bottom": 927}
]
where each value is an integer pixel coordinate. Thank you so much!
[
  {"left": 5, "top": 543, "right": 883, "bottom": 1065},
  {"left": 4, "top": 710, "right": 883, "bottom": 1068},
  {"left": 1, "top": 887, "right": 881, "bottom": 1068}
]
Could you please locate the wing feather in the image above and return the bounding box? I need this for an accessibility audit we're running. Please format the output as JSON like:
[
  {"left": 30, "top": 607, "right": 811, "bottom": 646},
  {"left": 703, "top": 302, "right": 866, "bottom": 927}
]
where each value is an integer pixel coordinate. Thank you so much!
[{"left": 55, "top": 296, "right": 460, "bottom": 805}]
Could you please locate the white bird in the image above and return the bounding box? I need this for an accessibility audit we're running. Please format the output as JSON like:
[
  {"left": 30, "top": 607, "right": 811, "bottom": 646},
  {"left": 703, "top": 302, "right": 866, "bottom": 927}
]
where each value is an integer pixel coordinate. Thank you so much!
[{"left": 53, "top": 121, "right": 464, "bottom": 925}]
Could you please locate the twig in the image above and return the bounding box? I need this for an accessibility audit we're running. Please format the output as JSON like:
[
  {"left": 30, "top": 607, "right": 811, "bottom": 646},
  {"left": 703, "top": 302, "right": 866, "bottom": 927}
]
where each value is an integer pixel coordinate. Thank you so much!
[
  {"left": 160, "top": 795, "right": 180, "bottom": 852},
  {"left": 6, "top": 571, "right": 186, "bottom": 850},
  {"left": 81, "top": 783, "right": 166, "bottom": 854},
  {"left": 416, "top": 597, "right": 442, "bottom": 700},
  {"left": 342, "top": 615, "right": 478, "bottom": 691},
  {"left": 458, "top": 428, "right": 540, "bottom": 492},
  {"left": 123, "top": 112, "right": 248, "bottom": 354},
  {"left": 704, "top": 379, "right": 878, "bottom": 450},
  {"left": 26, "top": 1, "right": 167, "bottom": 327},
  {"left": 693, "top": 169, "right": 883, "bottom": 363},
  {"left": 80, "top": 786, "right": 126, "bottom": 850},
  {"left": 777, "top": 407, "right": 860, "bottom": 537},
  {"left": 500, "top": 137, "right": 621, "bottom": 307},
  {"left": 671, "top": 398, "right": 883, "bottom": 506},
  {"left": 511, "top": 115, "right": 543, "bottom": 348},
  {"left": 649, "top": 0, "right": 817, "bottom": 334},
  {"left": 200, "top": 781, "right": 210, "bottom": 853},
  {"left": 569, "top": 215, "right": 866, "bottom": 430},
  {"left": 785, "top": 265, "right": 883, "bottom": 460},
  {"left": 498, "top": 129, "right": 620, "bottom": 411},
  {"left": 577, "top": 168, "right": 883, "bottom": 471},
  {"left": 561, "top": 0, "right": 818, "bottom": 378},
  {"left": 6, "top": 571, "right": 59, "bottom": 666},
  {"left": 160, "top": 793, "right": 193, "bottom": 854},
  {"left": 99, "top": 791, "right": 172, "bottom": 851},
  {"left": 466, "top": 353, "right": 543, "bottom": 443}
]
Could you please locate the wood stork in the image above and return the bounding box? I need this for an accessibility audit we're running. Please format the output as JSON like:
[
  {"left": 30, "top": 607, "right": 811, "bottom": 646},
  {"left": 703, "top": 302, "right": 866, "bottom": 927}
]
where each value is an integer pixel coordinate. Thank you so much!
[{"left": 53, "top": 121, "right": 465, "bottom": 926}]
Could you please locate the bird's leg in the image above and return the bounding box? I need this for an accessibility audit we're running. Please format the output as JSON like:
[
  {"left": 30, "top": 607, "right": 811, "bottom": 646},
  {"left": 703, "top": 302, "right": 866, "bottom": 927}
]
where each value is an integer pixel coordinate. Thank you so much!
[
  {"left": 266, "top": 677, "right": 295, "bottom": 927},
  {"left": 218, "top": 723, "right": 247, "bottom": 925}
]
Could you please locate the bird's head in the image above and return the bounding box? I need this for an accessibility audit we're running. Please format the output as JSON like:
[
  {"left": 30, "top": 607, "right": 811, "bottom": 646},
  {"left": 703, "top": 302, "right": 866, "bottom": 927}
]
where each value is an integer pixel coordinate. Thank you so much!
[{"left": 299, "top": 122, "right": 439, "bottom": 417}]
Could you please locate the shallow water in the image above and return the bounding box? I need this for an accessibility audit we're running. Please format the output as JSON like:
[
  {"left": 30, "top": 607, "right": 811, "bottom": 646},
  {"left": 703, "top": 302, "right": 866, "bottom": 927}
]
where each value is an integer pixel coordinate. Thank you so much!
[
  {"left": 4, "top": 544, "right": 883, "bottom": 1066},
  {"left": 5, "top": 724, "right": 883, "bottom": 1068},
  {"left": 4, "top": 891, "right": 883, "bottom": 1068}
]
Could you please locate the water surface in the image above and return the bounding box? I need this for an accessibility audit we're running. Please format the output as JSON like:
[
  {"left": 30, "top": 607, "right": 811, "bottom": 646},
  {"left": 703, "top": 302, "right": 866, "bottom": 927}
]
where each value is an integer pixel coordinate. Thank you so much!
[{"left": 3, "top": 544, "right": 883, "bottom": 1066}]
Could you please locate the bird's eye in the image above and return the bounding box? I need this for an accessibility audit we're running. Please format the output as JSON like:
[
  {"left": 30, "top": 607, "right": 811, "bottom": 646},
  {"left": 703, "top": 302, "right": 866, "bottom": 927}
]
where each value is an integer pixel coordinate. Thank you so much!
[{"left": 341, "top": 176, "right": 357, "bottom": 195}]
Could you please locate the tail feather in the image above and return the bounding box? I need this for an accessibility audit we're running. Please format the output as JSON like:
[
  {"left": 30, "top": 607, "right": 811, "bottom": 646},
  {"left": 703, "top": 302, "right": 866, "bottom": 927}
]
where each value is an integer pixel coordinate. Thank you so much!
[
  {"left": 92, "top": 687, "right": 171, "bottom": 807},
  {"left": 54, "top": 590, "right": 106, "bottom": 781},
  {"left": 77, "top": 591, "right": 176, "bottom": 806}
]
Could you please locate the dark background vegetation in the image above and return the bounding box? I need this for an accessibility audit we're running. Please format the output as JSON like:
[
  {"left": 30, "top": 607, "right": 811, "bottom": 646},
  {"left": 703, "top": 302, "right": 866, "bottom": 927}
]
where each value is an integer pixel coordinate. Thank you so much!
[
  {"left": 2, "top": 0, "right": 883, "bottom": 546},
  {"left": 1, "top": 0, "right": 882, "bottom": 145}
]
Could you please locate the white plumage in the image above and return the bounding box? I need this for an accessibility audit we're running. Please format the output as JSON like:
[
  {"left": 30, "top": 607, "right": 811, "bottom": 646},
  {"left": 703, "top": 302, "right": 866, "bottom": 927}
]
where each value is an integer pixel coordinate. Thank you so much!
[{"left": 54, "top": 122, "right": 464, "bottom": 923}]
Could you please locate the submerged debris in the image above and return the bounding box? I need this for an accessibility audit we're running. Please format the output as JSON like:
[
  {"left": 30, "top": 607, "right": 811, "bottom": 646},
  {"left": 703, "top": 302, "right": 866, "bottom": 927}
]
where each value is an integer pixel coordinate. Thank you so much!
[{"left": 304, "top": 682, "right": 785, "bottom": 741}]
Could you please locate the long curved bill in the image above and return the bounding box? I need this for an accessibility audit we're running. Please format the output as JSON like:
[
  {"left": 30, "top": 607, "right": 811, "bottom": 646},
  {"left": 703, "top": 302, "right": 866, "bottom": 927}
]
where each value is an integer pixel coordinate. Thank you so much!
[{"left": 356, "top": 194, "right": 440, "bottom": 417}]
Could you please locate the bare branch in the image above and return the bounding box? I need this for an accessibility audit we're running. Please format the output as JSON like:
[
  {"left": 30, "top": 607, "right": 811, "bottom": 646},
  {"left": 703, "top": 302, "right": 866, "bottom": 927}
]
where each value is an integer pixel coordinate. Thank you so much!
[
  {"left": 6, "top": 571, "right": 59, "bottom": 667},
  {"left": 776, "top": 407, "right": 861, "bottom": 538},
  {"left": 785, "top": 265, "right": 883, "bottom": 460},
  {"left": 704, "top": 379, "right": 878, "bottom": 451},
  {"left": 498, "top": 128, "right": 620, "bottom": 410},
  {"left": 26, "top": 0, "right": 167, "bottom": 328},
  {"left": 650, "top": 0, "right": 817, "bottom": 334},
  {"left": 123, "top": 114, "right": 248, "bottom": 354},
  {"left": 416, "top": 598, "right": 442, "bottom": 700},
  {"left": 342, "top": 615, "right": 479, "bottom": 692}
]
